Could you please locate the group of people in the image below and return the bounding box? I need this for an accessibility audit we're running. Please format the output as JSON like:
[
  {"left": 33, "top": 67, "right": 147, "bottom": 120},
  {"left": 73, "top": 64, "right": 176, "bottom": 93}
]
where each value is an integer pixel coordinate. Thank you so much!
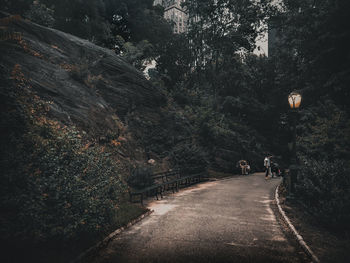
[
  {"left": 236, "top": 156, "right": 281, "bottom": 178},
  {"left": 264, "top": 155, "right": 280, "bottom": 179},
  {"left": 238, "top": 160, "right": 251, "bottom": 175}
]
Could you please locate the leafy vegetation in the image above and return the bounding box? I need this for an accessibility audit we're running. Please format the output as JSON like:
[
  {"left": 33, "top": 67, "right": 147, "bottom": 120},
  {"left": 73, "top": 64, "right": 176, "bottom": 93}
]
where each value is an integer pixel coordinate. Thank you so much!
[
  {"left": 151, "top": 0, "right": 350, "bottom": 227},
  {"left": 24, "top": 1, "right": 55, "bottom": 27},
  {"left": 0, "top": 65, "right": 146, "bottom": 262},
  {"left": 266, "top": 0, "right": 350, "bottom": 228},
  {"left": 127, "top": 164, "right": 154, "bottom": 189},
  {"left": 1, "top": 0, "right": 349, "bottom": 258},
  {"left": 1, "top": 0, "right": 172, "bottom": 69},
  {"left": 296, "top": 158, "right": 350, "bottom": 228}
]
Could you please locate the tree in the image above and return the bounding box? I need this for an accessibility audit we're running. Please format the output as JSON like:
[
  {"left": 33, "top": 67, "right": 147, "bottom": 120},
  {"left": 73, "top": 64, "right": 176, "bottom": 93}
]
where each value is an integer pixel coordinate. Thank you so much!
[
  {"left": 103, "top": 0, "right": 173, "bottom": 52},
  {"left": 122, "top": 40, "right": 154, "bottom": 71},
  {"left": 184, "top": 0, "right": 273, "bottom": 69},
  {"left": 0, "top": 0, "right": 32, "bottom": 15},
  {"left": 271, "top": 0, "right": 350, "bottom": 110},
  {"left": 40, "top": 0, "right": 114, "bottom": 46},
  {"left": 265, "top": 0, "right": 350, "bottom": 226},
  {"left": 24, "top": 1, "right": 55, "bottom": 28},
  {"left": 155, "top": 33, "right": 193, "bottom": 87},
  {"left": 180, "top": 0, "right": 274, "bottom": 102}
]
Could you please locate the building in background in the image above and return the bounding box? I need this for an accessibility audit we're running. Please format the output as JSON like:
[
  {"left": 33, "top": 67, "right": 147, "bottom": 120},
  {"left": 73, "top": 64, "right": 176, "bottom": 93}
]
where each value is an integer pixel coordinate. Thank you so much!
[
  {"left": 267, "top": 17, "right": 281, "bottom": 57},
  {"left": 154, "top": 0, "right": 188, "bottom": 34},
  {"left": 153, "top": 0, "right": 163, "bottom": 6},
  {"left": 153, "top": 1, "right": 269, "bottom": 56},
  {"left": 266, "top": 1, "right": 283, "bottom": 57}
]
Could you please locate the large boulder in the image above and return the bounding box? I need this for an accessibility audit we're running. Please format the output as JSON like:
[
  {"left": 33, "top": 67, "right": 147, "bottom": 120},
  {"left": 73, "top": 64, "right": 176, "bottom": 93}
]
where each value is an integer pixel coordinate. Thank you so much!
[{"left": 0, "top": 13, "right": 166, "bottom": 137}]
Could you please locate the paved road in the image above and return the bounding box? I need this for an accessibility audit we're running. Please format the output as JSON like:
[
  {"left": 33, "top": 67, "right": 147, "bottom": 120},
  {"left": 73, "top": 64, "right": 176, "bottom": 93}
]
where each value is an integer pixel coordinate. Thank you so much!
[{"left": 92, "top": 173, "right": 306, "bottom": 263}]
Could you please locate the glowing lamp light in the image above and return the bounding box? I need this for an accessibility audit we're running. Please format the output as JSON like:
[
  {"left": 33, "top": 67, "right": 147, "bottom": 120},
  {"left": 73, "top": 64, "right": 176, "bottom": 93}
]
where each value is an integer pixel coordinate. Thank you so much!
[{"left": 288, "top": 92, "right": 302, "bottom": 109}]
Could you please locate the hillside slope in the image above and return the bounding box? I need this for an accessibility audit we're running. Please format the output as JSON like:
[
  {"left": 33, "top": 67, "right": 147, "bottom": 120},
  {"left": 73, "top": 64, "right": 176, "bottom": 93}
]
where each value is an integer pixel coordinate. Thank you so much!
[
  {"left": 0, "top": 13, "right": 267, "bottom": 175},
  {"left": 0, "top": 14, "right": 271, "bottom": 262},
  {"left": 0, "top": 13, "right": 176, "bottom": 263},
  {"left": 0, "top": 13, "right": 165, "bottom": 137}
]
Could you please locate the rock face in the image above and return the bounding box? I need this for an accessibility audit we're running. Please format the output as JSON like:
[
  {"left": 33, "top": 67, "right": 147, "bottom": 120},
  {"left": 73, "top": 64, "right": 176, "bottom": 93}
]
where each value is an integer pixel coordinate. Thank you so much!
[
  {"left": 0, "top": 13, "right": 251, "bottom": 172},
  {"left": 0, "top": 13, "right": 166, "bottom": 137}
]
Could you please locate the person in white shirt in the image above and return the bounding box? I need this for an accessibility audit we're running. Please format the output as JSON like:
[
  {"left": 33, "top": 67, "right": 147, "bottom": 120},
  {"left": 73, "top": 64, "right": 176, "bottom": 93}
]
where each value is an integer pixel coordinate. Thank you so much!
[{"left": 264, "top": 156, "right": 271, "bottom": 179}]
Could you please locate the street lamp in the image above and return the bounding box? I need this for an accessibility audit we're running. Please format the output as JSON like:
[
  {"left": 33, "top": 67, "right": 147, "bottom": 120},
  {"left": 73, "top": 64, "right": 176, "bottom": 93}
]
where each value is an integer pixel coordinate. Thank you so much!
[
  {"left": 288, "top": 92, "right": 302, "bottom": 197},
  {"left": 288, "top": 92, "right": 302, "bottom": 110}
]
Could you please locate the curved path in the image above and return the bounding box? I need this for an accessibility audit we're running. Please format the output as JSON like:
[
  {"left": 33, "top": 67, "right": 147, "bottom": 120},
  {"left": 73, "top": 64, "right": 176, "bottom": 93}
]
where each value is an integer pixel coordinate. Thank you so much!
[{"left": 92, "top": 173, "right": 306, "bottom": 263}]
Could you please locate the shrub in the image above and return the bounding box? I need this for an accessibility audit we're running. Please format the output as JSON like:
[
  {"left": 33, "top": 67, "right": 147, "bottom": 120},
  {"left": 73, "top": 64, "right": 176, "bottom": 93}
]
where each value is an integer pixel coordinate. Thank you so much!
[
  {"left": 296, "top": 157, "right": 350, "bottom": 228},
  {"left": 127, "top": 165, "right": 154, "bottom": 189},
  {"left": 1, "top": 118, "right": 128, "bottom": 243},
  {"left": 0, "top": 70, "right": 128, "bottom": 247},
  {"left": 24, "top": 2, "right": 55, "bottom": 28},
  {"left": 169, "top": 143, "right": 208, "bottom": 171}
]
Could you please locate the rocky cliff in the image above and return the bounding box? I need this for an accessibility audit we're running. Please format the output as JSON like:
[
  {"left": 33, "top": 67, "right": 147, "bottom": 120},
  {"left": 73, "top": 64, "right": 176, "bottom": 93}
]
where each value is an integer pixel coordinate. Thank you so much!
[
  {"left": 0, "top": 12, "right": 166, "bottom": 140},
  {"left": 0, "top": 12, "right": 180, "bottom": 263},
  {"left": 0, "top": 12, "right": 180, "bottom": 170},
  {"left": 0, "top": 12, "right": 261, "bottom": 174}
]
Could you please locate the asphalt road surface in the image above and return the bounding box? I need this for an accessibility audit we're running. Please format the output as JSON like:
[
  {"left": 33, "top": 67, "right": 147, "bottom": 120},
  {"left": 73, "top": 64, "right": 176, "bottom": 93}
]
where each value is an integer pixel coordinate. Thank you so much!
[{"left": 91, "top": 173, "right": 306, "bottom": 263}]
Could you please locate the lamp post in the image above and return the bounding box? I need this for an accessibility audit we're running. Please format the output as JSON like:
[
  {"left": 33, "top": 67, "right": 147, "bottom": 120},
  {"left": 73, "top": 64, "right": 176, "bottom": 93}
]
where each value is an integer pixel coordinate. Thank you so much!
[{"left": 288, "top": 92, "right": 302, "bottom": 197}]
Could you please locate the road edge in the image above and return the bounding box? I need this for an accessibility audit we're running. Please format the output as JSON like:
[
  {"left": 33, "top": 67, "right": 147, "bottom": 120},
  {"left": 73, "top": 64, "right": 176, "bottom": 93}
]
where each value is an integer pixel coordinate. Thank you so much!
[
  {"left": 275, "top": 184, "right": 320, "bottom": 263},
  {"left": 72, "top": 209, "right": 154, "bottom": 263}
]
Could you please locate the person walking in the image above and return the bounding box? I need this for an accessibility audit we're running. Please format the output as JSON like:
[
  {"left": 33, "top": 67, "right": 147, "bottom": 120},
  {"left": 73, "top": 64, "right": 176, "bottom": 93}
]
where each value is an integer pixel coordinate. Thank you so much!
[
  {"left": 246, "top": 163, "right": 250, "bottom": 175},
  {"left": 264, "top": 156, "right": 271, "bottom": 179}
]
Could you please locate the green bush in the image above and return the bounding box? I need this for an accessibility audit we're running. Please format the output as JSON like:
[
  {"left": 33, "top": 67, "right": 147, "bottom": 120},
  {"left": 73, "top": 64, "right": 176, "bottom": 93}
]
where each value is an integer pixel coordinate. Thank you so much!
[
  {"left": 294, "top": 103, "right": 350, "bottom": 228},
  {"left": 24, "top": 2, "right": 55, "bottom": 28},
  {"left": 1, "top": 119, "right": 128, "bottom": 243},
  {"left": 169, "top": 143, "right": 208, "bottom": 170},
  {"left": 127, "top": 165, "right": 154, "bottom": 189},
  {"left": 0, "top": 74, "right": 128, "bottom": 247},
  {"left": 296, "top": 157, "right": 350, "bottom": 228}
]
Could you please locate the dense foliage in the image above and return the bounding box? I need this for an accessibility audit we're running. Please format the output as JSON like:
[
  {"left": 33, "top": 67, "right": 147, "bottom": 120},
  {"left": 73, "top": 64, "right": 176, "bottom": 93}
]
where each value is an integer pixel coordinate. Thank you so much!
[
  {"left": 296, "top": 158, "right": 350, "bottom": 227},
  {"left": 0, "top": 65, "right": 145, "bottom": 261},
  {"left": 268, "top": 0, "right": 350, "bottom": 228},
  {"left": 127, "top": 164, "right": 154, "bottom": 189},
  {"left": 1, "top": 0, "right": 172, "bottom": 70},
  {"left": 152, "top": 0, "right": 350, "bottom": 227},
  {"left": 1, "top": 0, "right": 349, "bottom": 249},
  {"left": 150, "top": 0, "right": 280, "bottom": 171}
]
